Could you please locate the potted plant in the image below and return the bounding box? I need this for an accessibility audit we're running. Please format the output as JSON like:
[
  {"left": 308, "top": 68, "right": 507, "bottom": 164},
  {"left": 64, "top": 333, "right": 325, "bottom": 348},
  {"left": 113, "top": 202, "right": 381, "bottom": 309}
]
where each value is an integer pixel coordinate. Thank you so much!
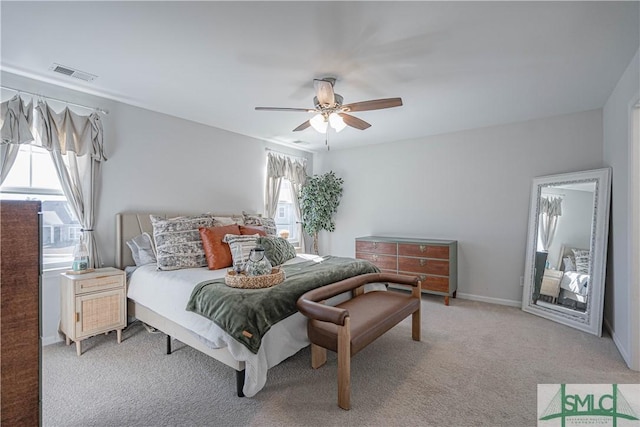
[{"left": 299, "top": 171, "right": 344, "bottom": 254}]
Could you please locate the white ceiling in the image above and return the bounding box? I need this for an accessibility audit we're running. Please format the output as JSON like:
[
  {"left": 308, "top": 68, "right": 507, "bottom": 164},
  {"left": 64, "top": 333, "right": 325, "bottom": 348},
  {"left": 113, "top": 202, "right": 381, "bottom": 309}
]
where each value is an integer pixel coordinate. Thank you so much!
[{"left": 1, "top": 1, "right": 638, "bottom": 152}]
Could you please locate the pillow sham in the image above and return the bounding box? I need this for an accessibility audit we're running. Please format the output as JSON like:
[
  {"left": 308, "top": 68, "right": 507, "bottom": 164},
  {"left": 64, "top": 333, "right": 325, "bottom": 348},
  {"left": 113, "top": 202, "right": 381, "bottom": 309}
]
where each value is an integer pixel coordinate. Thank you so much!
[
  {"left": 239, "top": 225, "right": 267, "bottom": 236},
  {"left": 257, "top": 236, "right": 297, "bottom": 266},
  {"left": 242, "top": 212, "right": 277, "bottom": 236},
  {"left": 562, "top": 256, "right": 576, "bottom": 272},
  {"left": 199, "top": 224, "right": 241, "bottom": 270},
  {"left": 150, "top": 214, "right": 216, "bottom": 270},
  {"left": 126, "top": 232, "right": 157, "bottom": 266},
  {"left": 212, "top": 216, "right": 245, "bottom": 226},
  {"left": 223, "top": 234, "right": 260, "bottom": 270},
  {"left": 572, "top": 249, "right": 590, "bottom": 274}
]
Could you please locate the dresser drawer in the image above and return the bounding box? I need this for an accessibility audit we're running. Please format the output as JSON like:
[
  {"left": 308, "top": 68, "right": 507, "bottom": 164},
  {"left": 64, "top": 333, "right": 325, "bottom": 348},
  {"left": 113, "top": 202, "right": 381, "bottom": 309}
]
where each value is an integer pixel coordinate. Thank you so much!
[
  {"left": 355, "top": 252, "right": 397, "bottom": 271},
  {"left": 74, "top": 274, "right": 124, "bottom": 295},
  {"left": 421, "top": 276, "right": 450, "bottom": 293},
  {"left": 398, "top": 257, "right": 449, "bottom": 276},
  {"left": 355, "top": 241, "right": 397, "bottom": 255},
  {"left": 398, "top": 244, "right": 449, "bottom": 259}
]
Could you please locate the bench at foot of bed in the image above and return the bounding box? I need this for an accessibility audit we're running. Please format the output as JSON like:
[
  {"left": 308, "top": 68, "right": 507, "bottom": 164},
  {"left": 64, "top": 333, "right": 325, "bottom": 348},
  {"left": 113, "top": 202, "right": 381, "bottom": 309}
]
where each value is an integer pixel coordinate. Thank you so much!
[{"left": 297, "top": 273, "right": 421, "bottom": 410}]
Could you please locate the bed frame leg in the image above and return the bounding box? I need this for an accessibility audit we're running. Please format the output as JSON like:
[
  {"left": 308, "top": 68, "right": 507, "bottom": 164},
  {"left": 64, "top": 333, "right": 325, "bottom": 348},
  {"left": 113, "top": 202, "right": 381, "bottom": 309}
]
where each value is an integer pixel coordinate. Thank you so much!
[
  {"left": 166, "top": 334, "right": 171, "bottom": 355},
  {"left": 236, "top": 369, "right": 245, "bottom": 397}
]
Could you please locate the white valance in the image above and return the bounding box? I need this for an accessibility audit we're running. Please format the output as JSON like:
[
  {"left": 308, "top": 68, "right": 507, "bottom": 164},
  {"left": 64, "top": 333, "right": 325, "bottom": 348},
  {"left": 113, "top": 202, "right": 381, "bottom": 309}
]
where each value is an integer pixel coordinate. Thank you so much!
[{"left": 1, "top": 95, "right": 34, "bottom": 145}]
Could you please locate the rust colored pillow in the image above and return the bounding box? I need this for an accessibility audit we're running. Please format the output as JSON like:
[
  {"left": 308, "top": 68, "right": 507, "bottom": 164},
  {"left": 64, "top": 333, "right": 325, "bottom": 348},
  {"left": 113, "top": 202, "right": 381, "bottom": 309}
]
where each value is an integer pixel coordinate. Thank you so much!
[
  {"left": 239, "top": 225, "right": 267, "bottom": 236},
  {"left": 199, "top": 224, "right": 241, "bottom": 270}
]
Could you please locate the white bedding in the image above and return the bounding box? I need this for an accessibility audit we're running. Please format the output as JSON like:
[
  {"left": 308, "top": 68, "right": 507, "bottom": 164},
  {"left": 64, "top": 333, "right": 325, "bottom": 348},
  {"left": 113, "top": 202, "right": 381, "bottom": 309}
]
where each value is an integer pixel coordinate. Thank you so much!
[
  {"left": 560, "top": 271, "right": 589, "bottom": 302},
  {"left": 127, "top": 254, "right": 384, "bottom": 397}
]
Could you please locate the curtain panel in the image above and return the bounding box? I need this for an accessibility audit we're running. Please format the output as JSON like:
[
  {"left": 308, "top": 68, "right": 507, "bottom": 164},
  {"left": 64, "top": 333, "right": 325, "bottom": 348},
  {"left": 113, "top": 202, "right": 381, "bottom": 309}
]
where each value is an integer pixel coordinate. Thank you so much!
[
  {"left": 36, "top": 100, "right": 106, "bottom": 268},
  {"left": 0, "top": 95, "right": 34, "bottom": 184},
  {"left": 264, "top": 152, "right": 307, "bottom": 250},
  {"left": 539, "top": 196, "right": 563, "bottom": 251}
]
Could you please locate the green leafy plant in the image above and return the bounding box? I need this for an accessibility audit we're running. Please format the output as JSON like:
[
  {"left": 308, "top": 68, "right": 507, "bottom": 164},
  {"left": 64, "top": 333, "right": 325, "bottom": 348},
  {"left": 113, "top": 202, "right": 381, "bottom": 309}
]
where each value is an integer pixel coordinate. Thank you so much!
[{"left": 299, "top": 171, "right": 344, "bottom": 254}]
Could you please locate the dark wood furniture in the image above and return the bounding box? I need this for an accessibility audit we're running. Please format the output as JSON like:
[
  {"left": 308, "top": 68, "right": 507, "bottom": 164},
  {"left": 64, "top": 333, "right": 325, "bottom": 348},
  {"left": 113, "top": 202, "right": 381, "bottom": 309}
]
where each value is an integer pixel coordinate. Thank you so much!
[
  {"left": 355, "top": 236, "right": 458, "bottom": 305},
  {"left": 1, "top": 200, "right": 41, "bottom": 426}
]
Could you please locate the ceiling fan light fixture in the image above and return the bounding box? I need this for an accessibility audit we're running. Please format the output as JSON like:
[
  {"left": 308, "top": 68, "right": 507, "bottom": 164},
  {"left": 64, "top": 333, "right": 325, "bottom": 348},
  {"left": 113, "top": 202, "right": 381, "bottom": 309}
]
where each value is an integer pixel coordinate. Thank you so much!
[
  {"left": 329, "top": 113, "right": 347, "bottom": 132},
  {"left": 310, "top": 113, "right": 328, "bottom": 133}
]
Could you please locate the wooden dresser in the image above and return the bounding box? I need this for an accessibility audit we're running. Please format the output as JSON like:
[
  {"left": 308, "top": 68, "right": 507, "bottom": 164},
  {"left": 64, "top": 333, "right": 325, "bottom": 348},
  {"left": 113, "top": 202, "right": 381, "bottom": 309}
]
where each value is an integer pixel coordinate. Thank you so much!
[
  {"left": 1, "top": 200, "right": 41, "bottom": 425},
  {"left": 355, "top": 236, "right": 458, "bottom": 305}
]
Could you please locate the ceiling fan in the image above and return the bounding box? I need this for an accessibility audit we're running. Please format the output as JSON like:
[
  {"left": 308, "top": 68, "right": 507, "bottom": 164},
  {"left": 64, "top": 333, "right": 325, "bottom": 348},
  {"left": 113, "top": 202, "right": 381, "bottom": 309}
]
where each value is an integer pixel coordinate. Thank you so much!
[{"left": 255, "top": 77, "right": 403, "bottom": 134}]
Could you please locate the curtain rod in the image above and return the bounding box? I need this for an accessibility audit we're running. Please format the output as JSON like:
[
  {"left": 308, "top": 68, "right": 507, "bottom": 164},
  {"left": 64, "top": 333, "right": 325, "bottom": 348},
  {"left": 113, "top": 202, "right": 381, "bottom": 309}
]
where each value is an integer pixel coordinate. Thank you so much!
[
  {"left": 1, "top": 85, "right": 109, "bottom": 115},
  {"left": 265, "top": 147, "right": 308, "bottom": 162}
]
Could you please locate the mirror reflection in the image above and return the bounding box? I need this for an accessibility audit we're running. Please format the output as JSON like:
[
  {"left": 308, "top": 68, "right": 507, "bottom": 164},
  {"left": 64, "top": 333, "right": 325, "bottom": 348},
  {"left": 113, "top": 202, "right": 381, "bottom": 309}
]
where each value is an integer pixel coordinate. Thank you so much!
[
  {"left": 522, "top": 167, "right": 610, "bottom": 337},
  {"left": 532, "top": 182, "right": 596, "bottom": 313}
]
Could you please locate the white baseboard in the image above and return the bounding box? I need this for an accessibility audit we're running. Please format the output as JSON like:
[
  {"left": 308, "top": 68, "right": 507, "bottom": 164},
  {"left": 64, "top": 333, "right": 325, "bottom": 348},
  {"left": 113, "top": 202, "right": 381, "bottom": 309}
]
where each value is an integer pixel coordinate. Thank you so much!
[
  {"left": 42, "top": 334, "right": 64, "bottom": 347},
  {"left": 456, "top": 292, "right": 521, "bottom": 308},
  {"left": 603, "top": 317, "right": 632, "bottom": 368}
]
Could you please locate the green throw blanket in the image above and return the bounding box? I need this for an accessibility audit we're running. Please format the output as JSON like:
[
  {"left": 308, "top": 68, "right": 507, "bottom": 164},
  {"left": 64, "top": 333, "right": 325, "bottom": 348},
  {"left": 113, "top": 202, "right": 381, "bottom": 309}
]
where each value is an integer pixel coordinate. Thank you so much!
[{"left": 185, "top": 256, "right": 379, "bottom": 354}]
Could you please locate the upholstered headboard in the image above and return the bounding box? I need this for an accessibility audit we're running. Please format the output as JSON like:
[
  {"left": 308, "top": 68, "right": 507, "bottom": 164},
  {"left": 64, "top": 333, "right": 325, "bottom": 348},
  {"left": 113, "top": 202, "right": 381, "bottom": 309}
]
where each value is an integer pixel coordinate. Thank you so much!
[{"left": 115, "top": 211, "right": 250, "bottom": 269}]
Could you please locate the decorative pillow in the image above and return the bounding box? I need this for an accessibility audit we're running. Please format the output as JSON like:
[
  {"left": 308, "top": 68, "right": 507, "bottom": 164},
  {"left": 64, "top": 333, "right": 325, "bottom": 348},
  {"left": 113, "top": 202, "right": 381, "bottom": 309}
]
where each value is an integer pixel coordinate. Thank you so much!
[
  {"left": 212, "top": 216, "right": 245, "bottom": 226},
  {"left": 199, "top": 224, "right": 240, "bottom": 270},
  {"left": 223, "top": 234, "right": 260, "bottom": 269},
  {"left": 242, "top": 212, "right": 277, "bottom": 236},
  {"left": 126, "top": 232, "right": 156, "bottom": 266},
  {"left": 562, "top": 256, "right": 576, "bottom": 272},
  {"left": 239, "top": 225, "right": 267, "bottom": 236},
  {"left": 150, "top": 214, "right": 216, "bottom": 270},
  {"left": 572, "top": 249, "right": 590, "bottom": 274},
  {"left": 257, "top": 236, "right": 297, "bottom": 266}
]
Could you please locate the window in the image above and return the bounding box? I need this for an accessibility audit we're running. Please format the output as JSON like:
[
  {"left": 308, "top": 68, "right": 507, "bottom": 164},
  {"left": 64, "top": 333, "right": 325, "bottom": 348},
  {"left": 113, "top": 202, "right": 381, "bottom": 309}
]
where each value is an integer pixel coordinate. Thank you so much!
[
  {"left": 1, "top": 144, "right": 79, "bottom": 270},
  {"left": 275, "top": 179, "right": 300, "bottom": 248}
]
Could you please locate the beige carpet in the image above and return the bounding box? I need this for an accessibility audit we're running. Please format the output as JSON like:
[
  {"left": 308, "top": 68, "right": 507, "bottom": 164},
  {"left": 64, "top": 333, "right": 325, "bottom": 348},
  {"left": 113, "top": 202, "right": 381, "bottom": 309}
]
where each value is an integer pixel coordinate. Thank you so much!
[{"left": 42, "top": 295, "right": 639, "bottom": 426}]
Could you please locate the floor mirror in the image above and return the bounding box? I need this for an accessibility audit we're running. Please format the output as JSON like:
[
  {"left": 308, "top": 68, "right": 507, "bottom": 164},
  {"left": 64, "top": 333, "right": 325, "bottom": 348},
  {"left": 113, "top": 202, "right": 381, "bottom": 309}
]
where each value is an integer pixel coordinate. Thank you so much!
[{"left": 521, "top": 168, "right": 611, "bottom": 336}]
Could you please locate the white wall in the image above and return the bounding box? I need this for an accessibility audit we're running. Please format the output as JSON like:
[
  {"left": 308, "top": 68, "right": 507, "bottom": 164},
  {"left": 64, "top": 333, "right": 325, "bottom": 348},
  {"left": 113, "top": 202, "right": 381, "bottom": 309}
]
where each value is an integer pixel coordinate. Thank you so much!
[
  {"left": 603, "top": 48, "right": 640, "bottom": 370},
  {"left": 1, "top": 72, "right": 312, "bottom": 344},
  {"left": 314, "top": 110, "right": 603, "bottom": 306}
]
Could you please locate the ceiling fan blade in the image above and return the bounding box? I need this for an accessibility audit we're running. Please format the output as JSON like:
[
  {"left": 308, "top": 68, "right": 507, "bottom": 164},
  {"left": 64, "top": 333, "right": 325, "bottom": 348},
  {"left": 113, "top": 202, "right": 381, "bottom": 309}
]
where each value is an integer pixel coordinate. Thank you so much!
[
  {"left": 339, "top": 113, "right": 371, "bottom": 130},
  {"left": 342, "top": 98, "right": 403, "bottom": 112},
  {"left": 255, "top": 107, "right": 315, "bottom": 112},
  {"left": 293, "top": 120, "right": 311, "bottom": 132},
  {"left": 313, "top": 79, "right": 335, "bottom": 106}
]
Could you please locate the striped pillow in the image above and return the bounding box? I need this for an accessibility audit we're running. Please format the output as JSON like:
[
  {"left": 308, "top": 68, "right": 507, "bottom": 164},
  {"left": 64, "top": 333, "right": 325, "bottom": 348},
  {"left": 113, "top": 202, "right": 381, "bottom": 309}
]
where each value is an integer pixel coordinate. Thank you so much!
[
  {"left": 150, "top": 214, "right": 216, "bottom": 270},
  {"left": 223, "top": 234, "right": 260, "bottom": 270}
]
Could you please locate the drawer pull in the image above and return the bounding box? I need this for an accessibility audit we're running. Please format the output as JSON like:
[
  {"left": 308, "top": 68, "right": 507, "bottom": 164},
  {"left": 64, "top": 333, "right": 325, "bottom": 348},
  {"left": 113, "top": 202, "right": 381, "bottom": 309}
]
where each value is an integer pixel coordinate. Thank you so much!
[
  {"left": 419, "top": 274, "right": 427, "bottom": 282},
  {"left": 420, "top": 259, "right": 426, "bottom": 267},
  {"left": 419, "top": 245, "right": 426, "bottom": 252},
  {"left": 76, "top": 313, "right": 80, "bottom": 323},
  {"left": 373, "top": 242, "right": 378, "bottom": 248},
  {"left": 372, "top": 254, "right": 378, "bottom": 261}
]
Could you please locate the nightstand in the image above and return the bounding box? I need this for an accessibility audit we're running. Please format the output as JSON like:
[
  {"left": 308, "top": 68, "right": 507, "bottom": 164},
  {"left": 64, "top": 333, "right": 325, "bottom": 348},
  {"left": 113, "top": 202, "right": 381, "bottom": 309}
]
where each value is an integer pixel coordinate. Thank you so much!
[{"left": 60, "top": 267, "right": 126, "bottom": 356}]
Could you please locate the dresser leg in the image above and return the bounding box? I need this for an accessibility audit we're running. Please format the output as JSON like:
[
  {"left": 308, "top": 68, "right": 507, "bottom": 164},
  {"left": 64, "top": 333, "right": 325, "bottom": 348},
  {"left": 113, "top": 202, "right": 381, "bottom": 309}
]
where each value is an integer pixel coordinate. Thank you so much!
[
  {"left": 65, "top": 335, "right": 70, "bottom": 346},
  {"left": 76, "top": 340, "right": 82, "bottom": 356},
  {"left": 444, "top": 296, "right": 450, "bottom": 306},
  {"left": 117, "top": 329, "right": 122, "bottom": 344}
]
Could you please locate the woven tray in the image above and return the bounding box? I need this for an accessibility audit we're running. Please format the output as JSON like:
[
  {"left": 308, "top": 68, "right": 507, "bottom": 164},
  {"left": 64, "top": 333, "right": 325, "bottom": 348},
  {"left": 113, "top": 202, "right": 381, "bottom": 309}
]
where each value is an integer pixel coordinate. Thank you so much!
[{"left": 225, "top": 268, "right": 285, "bottom": 289}]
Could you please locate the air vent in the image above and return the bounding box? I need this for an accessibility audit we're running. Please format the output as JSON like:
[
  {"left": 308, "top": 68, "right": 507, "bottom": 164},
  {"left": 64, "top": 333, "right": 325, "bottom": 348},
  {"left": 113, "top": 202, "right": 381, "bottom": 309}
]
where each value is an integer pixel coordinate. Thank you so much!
[{"left": 49, "top": 63, "right": 97, "bottom": 82}]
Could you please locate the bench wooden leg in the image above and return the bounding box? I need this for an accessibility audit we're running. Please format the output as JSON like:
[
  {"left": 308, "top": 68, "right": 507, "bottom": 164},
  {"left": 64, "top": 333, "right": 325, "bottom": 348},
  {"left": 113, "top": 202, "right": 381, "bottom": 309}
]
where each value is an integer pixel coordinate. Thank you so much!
[
  {"left": 412, "top": 285, "right": 421, "bottom": 341},
  {"left": 311, "top": 343, "right": 327, "bottom": 369},
  {"left": 337, "top": 318, "right": 351, "bottom": 410}
]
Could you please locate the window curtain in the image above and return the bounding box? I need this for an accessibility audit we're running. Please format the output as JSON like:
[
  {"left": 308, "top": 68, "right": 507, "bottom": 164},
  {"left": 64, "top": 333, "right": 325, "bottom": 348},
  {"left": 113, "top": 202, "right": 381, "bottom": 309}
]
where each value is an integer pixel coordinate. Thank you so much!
[
  {"left": 265, "top": 152, "right": 286, "bottom": 218},
  {"left": 284, "top": 156, "right": 307, "bottom": 250},
  {"left": 36, "top": 100, "right": 107, "bottom": 268},
  {"left": 0, "top": 95, "right": 34, "bottom": 184},
  {"left": 265, "top": 152, "right": 307, "bottom": 249},
  {"left": 539, "top": 196, "right": 562, "bottom": 251}
]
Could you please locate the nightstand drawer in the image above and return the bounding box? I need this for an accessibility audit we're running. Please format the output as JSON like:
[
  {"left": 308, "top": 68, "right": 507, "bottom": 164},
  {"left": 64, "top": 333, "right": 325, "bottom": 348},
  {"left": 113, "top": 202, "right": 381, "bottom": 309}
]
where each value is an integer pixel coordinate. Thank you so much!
[{"left": 75, "top": 274, "right": 124, "bottom": 295}]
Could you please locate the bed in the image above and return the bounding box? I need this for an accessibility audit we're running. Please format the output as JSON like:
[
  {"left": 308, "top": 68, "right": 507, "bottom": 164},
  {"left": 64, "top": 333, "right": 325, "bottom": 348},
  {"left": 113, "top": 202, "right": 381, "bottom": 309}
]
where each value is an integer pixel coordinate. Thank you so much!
[
  {"left": 555, "top": 244, "right": 590, "bottom": 308},
  {"left": 115, "top": 212, "right": 383, "bottom": 397}
]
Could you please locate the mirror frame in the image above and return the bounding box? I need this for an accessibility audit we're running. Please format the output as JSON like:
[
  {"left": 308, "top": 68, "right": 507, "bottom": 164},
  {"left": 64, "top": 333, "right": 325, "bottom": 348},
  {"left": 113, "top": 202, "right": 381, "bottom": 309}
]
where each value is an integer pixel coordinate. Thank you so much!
[{"left": 521, "top": 167, "right": 611, "bottom": 336}]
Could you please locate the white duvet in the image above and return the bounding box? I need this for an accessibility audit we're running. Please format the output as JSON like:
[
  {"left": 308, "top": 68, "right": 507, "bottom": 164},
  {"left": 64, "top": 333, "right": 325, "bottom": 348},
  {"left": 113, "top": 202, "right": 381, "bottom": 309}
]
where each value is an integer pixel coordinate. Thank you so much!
[{"left": 127, "top": 254, "right": 383, "bottom": 397}]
